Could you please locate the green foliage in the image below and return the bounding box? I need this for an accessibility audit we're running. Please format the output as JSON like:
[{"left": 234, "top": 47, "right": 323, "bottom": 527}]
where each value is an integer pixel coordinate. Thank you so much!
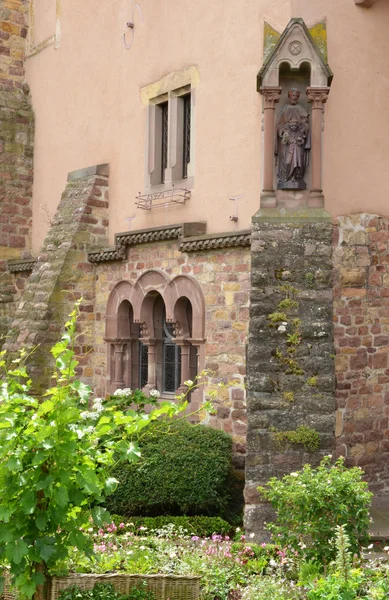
[
  {"left": 306, "top": 376, "right": 318, "bottom": 387},
  {"left": 106, "top": 420, "right": 238, "bottom": 519},
  {"left": 272, "top": 425, "right": 321, "bottom": 452},
  {"left": 109, "top": 515, "right": 232, "bottom": 537},
  {"left": 258, "top": 456, "right": 373, "bottom": 567},
  {"left": 277, "top": 298, "right": 298, "bottom": 311},
  {"left": 0, "top": 303, "right": 184, "bottom": 598},
  {"left": 267, "top": 312, "right": 287, "bottom": 325},
  {"left": 241, "top": 576, "right": 301, "bottom": 600},
  {"left": 58, "top": 583, "right": 155, "bottom": 600},
  {"left": 305, "top": 272, "right": 315, "bottom": 287},
  {"left": 274, "top": 349, "right": 304, "bottom": 375},
  {"left": 306, "top": 570, "right": 364, "bottom": 600},
  {"left": 282, "top": 391, "right": 295, "bottom": 403}
]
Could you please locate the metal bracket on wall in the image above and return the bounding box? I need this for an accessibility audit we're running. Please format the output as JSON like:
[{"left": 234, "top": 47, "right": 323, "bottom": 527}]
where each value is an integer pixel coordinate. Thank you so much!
[
  {"left": 135, "top": 186, "right": 191, "bottom": 210},
  {"left": 123, "top": 3, "right": 143, "bottom": 50}
]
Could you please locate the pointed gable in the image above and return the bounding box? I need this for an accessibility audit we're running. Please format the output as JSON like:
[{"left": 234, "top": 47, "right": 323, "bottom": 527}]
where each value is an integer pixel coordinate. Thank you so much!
[{"left": 257, "top": 18, "right": 333, "bottom": 90}]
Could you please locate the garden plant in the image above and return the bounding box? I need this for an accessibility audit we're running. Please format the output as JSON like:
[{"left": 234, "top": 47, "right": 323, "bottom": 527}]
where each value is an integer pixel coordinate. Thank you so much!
[{"left": 0, "top": 302, "right": 211, "bottom": 599}]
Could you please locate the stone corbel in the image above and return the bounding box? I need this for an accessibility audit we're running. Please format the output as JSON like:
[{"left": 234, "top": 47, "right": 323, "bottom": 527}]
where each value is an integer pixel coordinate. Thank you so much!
[
  {"left": 260, "top": 87, "right": 282, "bottom": 208},
  {"left": 306, "top": 86, "right": 330, "bottom": 207}
]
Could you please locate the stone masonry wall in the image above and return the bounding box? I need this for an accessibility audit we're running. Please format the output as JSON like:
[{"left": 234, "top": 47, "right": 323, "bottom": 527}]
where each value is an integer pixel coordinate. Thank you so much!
[
  {"left": 0, "top": 89, "right": 34, "bottom": 343},
  {"left": 3, "top": 165, "right": 109, "bottom": 393},
  {"left": 245, "top": 210, "right": 335, "bottom": 541},
  {"left": 0, "top": 0, "right": 28, "bottom": 92},
  {"left": 334, "top": 213, "right": 389, "bottom": 494},
  {"left": 0, "top": 0, "right": 33, "bottom": 346},
  {"left": 93, "top": 242, "right": 250, "bottom": 465}
]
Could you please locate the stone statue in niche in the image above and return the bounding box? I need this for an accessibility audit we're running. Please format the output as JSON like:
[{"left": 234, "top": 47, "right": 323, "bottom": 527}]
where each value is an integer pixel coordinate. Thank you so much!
[{"left": 275, "top": 88, "right": 310, "bottom": 190}]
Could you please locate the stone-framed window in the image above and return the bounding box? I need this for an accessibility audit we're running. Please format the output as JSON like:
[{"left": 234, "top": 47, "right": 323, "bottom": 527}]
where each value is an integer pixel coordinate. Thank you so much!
[
  {"left": 28, "top": 0, "right": 62, "bottom": 56},
  {"left": 105, "top": 271, "right": 204, "bottom": 408},
  {"left": 142, "top": 67, "right": 198, "bottom": 193}
]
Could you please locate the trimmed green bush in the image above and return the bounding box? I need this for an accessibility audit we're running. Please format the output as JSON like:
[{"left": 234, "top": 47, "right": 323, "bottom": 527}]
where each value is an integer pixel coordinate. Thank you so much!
[
  {"left": 110, "top": 514, "right": 232, "bottom": 537},
  {"left": 106, "top": 420, "right": 239, "bottom": 519}
]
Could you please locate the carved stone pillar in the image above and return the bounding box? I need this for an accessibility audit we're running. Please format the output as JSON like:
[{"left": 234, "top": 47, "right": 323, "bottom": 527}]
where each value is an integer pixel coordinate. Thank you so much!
[
  {"left": 113, "top": 341, "right": 126, "bottom": 388},
  {"left": 175, "top": 339, "right": 191, "bottom": 395},
  {"left": 260, "top": 87, "right": 281, "bottom": 208},
  {"left": 141, "top": 338, "right": 157, "bottom": 392},
  {"left": 186, "top": 338, "right": 205, "bottom": 418},
  {"left": 306, "top": 87, "right": 330, "bottom": 207}
]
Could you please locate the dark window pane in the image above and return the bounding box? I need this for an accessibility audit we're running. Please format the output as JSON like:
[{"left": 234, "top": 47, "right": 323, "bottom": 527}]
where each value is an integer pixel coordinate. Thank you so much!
[
  {"left": 161, "top": 102, "right": 168, "bottom": 183},
  {"left": 139, "top": 343, "right": 148, "bottom": 388},
  {"left": 183, "top": 94, "right": 191, "bottom": 179}
]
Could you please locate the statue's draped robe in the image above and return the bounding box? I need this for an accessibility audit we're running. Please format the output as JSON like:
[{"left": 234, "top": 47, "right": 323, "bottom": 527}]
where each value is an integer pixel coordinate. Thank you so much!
[{"left": 275, "top": 104, "right": 311, "bottom": 187}]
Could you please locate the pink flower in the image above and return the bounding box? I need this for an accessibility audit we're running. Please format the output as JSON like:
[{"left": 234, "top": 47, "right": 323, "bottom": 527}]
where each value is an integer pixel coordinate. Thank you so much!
[
  {"left": 119, "top": 523, "right": 125, "bottom": 529},
  {"left": 240, "top": 535, "right": 245, "bottom": 541},
  {"left": 261, "top": 542, "right": 266, "bottom": 548}
]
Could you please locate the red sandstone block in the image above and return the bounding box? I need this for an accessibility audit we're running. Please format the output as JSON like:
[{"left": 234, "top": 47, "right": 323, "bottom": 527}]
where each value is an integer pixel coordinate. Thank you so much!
[
  {"left": 350, "top": 353, "right": 367, "bottom": 370},
  {"left": 234, "top": 264, "right": 249, "bottom": 272},
  {"left": 9, "top": 235, "right": 25, "bottom": 247},
  {"left": 338, "top": 336, "right": 361, "bottom": 348},
  {"left": 374, "top": 335, "right": 389, "bottom": 347},
  {"left": 371, "top": 231, "right": 389, "bottom": 243},
  {"left": 372, "top": 353, "right": 388, "bottom": 369},
  {"left": 340, "top": 316, "right": 352, "bottom": 326}
]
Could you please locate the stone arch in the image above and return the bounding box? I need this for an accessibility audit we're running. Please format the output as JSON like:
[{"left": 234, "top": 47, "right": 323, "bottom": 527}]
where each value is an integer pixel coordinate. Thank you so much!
[
  {"left": 169, "top": 274, "right": 205, "bottom": 340},
  {"left": 130, "top": 270, "right": 174, "bottom": 324},
  {"left": 105, "top": 280, "right": 134, "bottom": 339}
]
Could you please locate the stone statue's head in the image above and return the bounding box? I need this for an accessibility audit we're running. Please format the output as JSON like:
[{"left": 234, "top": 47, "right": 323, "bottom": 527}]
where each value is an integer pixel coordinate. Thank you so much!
[{"left": 288, "top": 88, "right": 300, "bottom": 105}]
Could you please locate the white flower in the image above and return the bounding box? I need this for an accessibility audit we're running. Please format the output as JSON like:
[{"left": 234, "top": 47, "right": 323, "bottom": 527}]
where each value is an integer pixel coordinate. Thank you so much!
[
  {"left": 282, "top": 322, "right": 288, "bottom": 326},
  {"left": 80, "top": 411, "right": 92, "bottom": 420},
  {"left": 367, "top": 543, "right": 374, "bottom": 549},
  {"left": 278, "top": 325, "right": 286, "bottom": 333},
  {"left": 84, "top": 426, "right": 95, "bottom": 434},
  {"left": 184, "top": 380, "right": 193, "bottom": 387},
  {"left": 290, "top": 472, "right": 299, "bottom": 477},
  {"left": 249, "top": 532, "right": 255, "bottom": 538},
  {"left": 149, "top": 389, "right": 161, "bottom": 399},
  {"left": 92, "top": 397, "right": 104, "bottom": 409}
]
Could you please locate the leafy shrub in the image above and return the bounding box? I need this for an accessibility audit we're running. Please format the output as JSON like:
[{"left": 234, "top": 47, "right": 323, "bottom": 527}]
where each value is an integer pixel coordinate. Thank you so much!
[
  {"left": 259, "top": 456, "right": 373, "bottom": 568},
  {"left": 110, "top": 515, "right": 232, "bottom": 537},
  {"left": 0, "top": 304, "right": 184, "bottom": 598},
  {"left": 58, "top": 583, "right": 155, "bottom": 600},
  {"left": 106, "top": 420, "right": 239, "bottom": 518}
]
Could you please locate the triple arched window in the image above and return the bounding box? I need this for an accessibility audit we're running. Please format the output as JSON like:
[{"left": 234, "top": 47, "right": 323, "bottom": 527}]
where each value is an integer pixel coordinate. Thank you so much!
[{"left": 105, "top": 271, "right": 205, "bottom": 402}]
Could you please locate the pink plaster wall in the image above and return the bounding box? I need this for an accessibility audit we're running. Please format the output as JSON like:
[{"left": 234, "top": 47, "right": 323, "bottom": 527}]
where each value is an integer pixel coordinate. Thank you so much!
[{"left": 26, "top": 0, "right": 389, "bottom": 252}]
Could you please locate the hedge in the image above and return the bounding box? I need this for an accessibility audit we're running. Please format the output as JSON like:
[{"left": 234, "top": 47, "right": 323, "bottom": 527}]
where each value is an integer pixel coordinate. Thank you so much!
[
  {"left": 106, "top": 420, "right": 240, "bottom": 519},
  {"left": 110, "top": 515, "right": 232, "bottom": 537}
]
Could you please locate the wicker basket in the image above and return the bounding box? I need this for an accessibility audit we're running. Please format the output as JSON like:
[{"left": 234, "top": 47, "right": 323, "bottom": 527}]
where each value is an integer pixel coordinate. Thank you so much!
[{"left": 3, "top": 572, "right": 201, "bottom": 600}]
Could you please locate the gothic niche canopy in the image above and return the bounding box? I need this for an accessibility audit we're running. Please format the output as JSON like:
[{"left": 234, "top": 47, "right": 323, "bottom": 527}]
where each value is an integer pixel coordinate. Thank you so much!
[{"left": 257, "top": 18, "right": 333, "bottom": 209}]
